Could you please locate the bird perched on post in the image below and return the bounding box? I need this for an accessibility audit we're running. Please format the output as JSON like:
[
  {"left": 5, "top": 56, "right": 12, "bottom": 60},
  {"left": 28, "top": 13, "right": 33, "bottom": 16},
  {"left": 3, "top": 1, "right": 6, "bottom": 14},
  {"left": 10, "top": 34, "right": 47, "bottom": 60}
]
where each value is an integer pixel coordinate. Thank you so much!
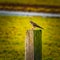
[{"left": 30, "top": 21, "right": 43, "bottom": 29}]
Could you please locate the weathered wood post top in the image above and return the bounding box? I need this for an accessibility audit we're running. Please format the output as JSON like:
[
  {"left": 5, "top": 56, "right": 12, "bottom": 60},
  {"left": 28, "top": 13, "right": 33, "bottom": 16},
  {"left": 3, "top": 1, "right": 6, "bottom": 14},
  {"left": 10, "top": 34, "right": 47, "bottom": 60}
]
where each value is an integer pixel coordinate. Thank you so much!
[{"left": 25, "top": 30, "right": 42, "bottom": 60}]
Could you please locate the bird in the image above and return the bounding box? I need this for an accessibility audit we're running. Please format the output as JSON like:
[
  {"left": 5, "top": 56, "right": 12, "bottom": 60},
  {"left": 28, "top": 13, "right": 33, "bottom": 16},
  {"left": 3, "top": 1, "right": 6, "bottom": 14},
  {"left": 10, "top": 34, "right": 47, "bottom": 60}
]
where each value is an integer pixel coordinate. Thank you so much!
[{"left": 30, "top": 21, "right": 43, "bottom": 29}]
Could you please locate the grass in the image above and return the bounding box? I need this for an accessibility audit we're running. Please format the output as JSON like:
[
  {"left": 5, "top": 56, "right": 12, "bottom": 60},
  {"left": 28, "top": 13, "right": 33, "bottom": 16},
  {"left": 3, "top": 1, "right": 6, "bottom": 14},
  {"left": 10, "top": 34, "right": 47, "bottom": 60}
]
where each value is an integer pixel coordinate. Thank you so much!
[{"left": 0, "top": 16, "right": 60, "bottom": 60}]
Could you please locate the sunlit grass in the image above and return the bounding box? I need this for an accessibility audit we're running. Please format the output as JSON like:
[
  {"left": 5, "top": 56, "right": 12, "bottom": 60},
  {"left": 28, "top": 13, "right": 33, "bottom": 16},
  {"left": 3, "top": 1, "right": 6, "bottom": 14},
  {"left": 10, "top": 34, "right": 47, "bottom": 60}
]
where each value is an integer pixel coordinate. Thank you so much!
[{"left": 0, "top": 16, "right": 60, "bottom": 60}]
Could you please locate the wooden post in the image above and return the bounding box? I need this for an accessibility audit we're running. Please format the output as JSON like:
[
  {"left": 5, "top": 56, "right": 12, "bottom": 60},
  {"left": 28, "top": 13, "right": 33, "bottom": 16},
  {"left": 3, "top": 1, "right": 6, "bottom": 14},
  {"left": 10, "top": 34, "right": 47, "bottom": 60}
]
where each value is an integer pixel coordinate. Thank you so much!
[
  {"left": 34, "top": 30, "right": 42, "bottom": 60},
  {"left": 25, "top": 30, "right": 34, "bottom": 60},
  {"left": 25, "top": 30, "right": 42, "bottom": 60}
]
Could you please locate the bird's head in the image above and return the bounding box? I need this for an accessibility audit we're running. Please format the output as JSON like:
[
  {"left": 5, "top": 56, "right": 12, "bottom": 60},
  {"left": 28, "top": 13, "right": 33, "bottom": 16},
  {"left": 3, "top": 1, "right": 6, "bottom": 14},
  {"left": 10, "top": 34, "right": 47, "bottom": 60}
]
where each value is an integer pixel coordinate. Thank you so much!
[{"left": 30, "top": 21, "right": 33, "bottom": 24}]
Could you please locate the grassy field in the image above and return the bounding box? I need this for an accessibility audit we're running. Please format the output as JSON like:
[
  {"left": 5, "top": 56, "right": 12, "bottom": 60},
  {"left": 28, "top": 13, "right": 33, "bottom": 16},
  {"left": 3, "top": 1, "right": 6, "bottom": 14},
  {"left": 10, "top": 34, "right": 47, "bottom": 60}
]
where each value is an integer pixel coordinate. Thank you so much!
[
  {"left": 0, "top": 16, "right": 60, "bottom": 60},
  {"left": 0, "top": 0, "right": 60, "bottom": 6}
]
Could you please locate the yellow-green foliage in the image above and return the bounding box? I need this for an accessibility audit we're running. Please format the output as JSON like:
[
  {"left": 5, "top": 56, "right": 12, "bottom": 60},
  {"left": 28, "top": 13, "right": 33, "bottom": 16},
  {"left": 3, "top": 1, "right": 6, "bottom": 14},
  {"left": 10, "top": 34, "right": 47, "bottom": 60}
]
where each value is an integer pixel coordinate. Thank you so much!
[
  {"left": 0, "top": 16, "right": 60, "bottom": 60},
  {"left": 0, "top": 0, "right": 60, "bottom": 6}
]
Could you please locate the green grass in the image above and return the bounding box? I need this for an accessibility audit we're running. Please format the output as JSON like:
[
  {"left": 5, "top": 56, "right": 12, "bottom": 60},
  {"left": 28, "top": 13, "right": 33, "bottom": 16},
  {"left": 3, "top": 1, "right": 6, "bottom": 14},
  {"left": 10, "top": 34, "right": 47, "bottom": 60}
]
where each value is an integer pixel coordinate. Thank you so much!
[{"left": 0, "top": 16, "right": 60, "bottom": 60}]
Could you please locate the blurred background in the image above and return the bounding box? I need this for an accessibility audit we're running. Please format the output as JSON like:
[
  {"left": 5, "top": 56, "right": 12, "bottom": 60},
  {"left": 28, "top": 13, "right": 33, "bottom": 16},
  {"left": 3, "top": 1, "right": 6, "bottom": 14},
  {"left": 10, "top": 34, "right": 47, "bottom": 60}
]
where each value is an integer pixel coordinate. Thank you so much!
[
  {"left": 0, "top": 0, "right": 60, "bottom": 60},
  {"left": 0, "top": 16, "right": 60, "bottom": 60},
  {"left": 0, "top": 0, "right": 60, "bottom": 6}
]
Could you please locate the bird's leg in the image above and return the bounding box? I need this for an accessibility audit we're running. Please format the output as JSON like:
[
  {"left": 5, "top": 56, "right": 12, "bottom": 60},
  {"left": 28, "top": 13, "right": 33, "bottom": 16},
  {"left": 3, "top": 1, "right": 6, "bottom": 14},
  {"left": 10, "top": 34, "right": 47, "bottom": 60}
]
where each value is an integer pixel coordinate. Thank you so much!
[{"left": 31, "top": 26, "right": 34, "bottom": 30}]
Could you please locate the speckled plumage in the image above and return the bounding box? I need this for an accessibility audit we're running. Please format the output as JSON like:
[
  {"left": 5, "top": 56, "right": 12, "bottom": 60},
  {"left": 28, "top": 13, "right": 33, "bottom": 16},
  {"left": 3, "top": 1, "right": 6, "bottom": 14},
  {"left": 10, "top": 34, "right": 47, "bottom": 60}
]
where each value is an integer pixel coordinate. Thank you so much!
[{"left": 30, "top": 21, "right": 43, "bottom": 29}]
